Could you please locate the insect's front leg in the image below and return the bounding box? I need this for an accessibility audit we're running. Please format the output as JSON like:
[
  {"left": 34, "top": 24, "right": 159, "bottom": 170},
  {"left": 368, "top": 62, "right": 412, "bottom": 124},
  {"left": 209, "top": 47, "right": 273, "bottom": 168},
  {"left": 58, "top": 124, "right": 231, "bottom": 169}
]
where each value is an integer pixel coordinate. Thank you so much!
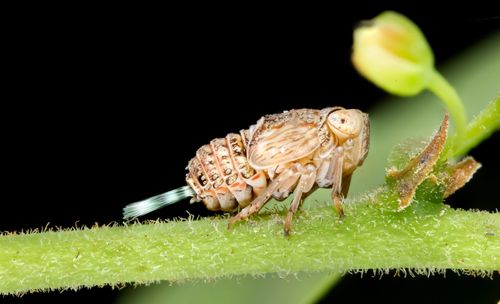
[
  {"left": 330, "top": 147, "right": 345, "bottom": 217},
  {"left": 317, "top": 146, "right": 346, "bottom": 217}
]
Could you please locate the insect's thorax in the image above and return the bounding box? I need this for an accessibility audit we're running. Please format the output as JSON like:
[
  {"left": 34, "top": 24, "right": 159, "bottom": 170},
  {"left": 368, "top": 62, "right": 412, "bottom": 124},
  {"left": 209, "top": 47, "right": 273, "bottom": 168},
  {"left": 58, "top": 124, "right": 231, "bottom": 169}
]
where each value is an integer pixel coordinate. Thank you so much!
[{"left": 246, "top": 108, "right": 341, "bottom": 169}]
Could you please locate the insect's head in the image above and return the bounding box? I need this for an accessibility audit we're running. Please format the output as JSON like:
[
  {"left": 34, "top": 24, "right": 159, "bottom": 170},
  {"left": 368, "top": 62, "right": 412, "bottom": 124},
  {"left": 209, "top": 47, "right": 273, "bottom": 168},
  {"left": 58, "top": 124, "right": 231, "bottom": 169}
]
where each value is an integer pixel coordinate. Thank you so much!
[
  {"left": 327, "top": 109, "right": 367, "bottom": 143},
  {"left": 327, "top": 108, "right": 370, "bottom": 172}
]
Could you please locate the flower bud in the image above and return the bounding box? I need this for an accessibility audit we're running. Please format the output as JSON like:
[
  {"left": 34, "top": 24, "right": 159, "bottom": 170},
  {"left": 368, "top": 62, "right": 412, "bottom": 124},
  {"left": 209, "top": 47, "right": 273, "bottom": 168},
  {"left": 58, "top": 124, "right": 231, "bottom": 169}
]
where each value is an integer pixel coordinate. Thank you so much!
[{"left": 352, "top": 11, "right": 434, "bottom": 96}]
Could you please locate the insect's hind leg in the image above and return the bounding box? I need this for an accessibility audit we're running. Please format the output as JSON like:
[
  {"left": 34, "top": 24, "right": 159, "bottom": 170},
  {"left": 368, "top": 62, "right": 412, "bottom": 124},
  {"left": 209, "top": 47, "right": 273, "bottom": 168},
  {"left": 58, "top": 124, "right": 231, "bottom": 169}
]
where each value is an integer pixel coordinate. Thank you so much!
[
  {"left": 284, "top": 164, "right": 317, "bottom": 237},
  {"left": 228, "top": 164, "right": 302, "bottom": 229}
]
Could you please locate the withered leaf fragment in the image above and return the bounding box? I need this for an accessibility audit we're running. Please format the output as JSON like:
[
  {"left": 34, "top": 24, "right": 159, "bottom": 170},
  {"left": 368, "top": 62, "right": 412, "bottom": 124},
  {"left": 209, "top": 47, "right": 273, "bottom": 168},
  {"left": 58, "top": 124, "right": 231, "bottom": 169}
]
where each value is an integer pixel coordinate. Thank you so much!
[
  {"left": 442, "top": 157, "right": 481, "bottom": 198},
  {"left": 387, "top": 113, "right": 481, "bottom": 210},
  {"left": 387, "top": 114, "right": 449, "bottom": 210}
]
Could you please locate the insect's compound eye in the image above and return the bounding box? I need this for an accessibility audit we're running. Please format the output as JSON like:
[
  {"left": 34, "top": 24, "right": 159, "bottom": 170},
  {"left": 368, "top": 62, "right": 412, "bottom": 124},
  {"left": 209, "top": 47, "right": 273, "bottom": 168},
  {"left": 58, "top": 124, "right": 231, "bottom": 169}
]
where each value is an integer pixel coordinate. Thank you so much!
[{"left": 327, "top": 109, "right": 362, "bottom": 140}]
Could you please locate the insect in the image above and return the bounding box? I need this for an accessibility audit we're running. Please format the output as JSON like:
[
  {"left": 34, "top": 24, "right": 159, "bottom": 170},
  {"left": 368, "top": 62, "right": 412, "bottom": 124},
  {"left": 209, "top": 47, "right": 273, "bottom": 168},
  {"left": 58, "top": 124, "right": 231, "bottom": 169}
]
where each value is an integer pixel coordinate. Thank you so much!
[{"left": 123, "top": 107, "right": 370, "bottom": 235}]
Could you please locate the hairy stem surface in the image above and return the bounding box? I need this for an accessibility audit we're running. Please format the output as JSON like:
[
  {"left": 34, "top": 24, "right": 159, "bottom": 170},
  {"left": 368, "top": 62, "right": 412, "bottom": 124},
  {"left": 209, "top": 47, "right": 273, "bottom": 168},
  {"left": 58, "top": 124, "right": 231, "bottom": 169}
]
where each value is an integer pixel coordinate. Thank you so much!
[{"left": 1, "top": 189, "right": 498, "bottom": 295}]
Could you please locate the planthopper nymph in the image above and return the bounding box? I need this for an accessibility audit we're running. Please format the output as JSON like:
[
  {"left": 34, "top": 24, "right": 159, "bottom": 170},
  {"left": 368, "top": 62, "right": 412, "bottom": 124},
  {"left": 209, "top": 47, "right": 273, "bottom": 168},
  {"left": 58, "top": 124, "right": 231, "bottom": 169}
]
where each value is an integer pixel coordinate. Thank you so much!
[{"left": 123, "top": 107, "right": 370, "bottom": 235}]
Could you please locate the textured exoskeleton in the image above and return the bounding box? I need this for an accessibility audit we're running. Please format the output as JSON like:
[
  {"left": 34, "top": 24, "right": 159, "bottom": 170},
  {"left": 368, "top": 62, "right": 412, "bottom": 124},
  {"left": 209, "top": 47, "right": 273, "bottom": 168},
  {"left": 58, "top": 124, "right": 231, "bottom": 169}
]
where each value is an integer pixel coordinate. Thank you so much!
[{"left": 186, "top": 107, "right": 369, "bottom": 235}]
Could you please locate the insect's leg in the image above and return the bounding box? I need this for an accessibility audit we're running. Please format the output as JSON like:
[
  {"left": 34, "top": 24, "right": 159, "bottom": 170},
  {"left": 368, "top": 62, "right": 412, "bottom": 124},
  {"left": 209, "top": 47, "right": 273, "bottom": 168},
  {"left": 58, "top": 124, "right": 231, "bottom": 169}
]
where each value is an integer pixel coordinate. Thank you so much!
[
  {"left": 228, "top": 164, "right": 301, "bottom": 229},
  {"left": 341, "top": 173, "right": 352, "bottom": 198},
  {"left": 284, "top": 164, "right": 317, "bottom": 237},
  {"left": 330, "top": 147, "right": 345, "bottom": 217},
  {"left": 272, "top": 164, "right": 301, "bottom": 200}
]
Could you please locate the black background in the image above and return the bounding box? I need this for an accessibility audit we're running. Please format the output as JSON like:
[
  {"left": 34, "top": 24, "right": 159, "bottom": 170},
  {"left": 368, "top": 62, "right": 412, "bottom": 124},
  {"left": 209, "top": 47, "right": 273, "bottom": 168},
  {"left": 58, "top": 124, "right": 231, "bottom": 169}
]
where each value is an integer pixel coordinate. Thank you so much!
[{"left": 2, "top": 3, "right": 499, "bottom": 303}]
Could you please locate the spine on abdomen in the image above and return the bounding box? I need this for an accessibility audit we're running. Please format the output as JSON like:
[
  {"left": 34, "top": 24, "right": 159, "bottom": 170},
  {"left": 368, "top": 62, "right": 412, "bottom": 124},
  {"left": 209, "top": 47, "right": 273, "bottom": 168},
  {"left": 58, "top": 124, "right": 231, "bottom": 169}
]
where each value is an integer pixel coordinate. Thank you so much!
[{"left": 186, "top": 130, "right": 267, "bottom": 211}]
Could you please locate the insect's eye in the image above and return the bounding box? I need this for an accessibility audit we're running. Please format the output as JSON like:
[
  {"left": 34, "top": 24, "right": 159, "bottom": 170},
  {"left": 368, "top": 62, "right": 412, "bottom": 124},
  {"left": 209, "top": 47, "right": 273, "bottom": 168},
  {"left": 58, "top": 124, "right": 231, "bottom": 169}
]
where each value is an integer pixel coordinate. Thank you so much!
[{"left": 327, "top": 109, "right": 362, "bottom": 138}]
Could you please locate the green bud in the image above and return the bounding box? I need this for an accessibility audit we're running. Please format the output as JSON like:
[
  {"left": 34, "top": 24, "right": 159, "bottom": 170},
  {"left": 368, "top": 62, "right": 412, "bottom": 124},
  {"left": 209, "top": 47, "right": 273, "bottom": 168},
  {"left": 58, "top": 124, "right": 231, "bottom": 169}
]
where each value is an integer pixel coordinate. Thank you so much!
[{"left": 352, "top": 11, "right": 434, "bottom": 96}]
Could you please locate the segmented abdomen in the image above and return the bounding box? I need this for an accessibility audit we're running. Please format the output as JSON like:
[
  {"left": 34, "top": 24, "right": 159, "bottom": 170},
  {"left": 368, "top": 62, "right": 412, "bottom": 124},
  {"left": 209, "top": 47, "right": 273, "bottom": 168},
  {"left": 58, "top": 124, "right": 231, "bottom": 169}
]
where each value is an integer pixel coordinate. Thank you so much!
[{"left": 186, "top": 131, "right": 267, "bottom": 211}]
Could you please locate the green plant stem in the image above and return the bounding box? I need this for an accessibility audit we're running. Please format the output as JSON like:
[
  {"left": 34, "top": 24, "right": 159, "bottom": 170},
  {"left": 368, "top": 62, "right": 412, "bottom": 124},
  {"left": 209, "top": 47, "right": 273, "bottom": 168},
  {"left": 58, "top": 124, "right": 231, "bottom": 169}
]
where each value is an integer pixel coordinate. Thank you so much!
[
  {"left": 427, "top": 69, "right": 468, "bottom": 146},
  {"left": 118, "top": 273, "right": 343, "bottom": 304},
  {"left": 303, "top": 273, "right": 342, "bottom": 304},
  {"left": 451, "top": 96, "right": 500, "bottom": 158},
  {"left": 0, "top": 189, "right": 498, "bottom": 295}
]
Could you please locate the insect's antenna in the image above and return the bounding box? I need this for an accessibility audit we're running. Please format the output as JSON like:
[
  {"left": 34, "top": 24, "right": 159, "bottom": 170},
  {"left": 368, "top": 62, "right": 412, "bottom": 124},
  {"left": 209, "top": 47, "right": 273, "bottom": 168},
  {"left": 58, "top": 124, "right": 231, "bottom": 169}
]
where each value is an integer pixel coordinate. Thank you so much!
[{"left": 123, "top": 186, "right": 195, "bottom": 220}]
